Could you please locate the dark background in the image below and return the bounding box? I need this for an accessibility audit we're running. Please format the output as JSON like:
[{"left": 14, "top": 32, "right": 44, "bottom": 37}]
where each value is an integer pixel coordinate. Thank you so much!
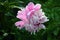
[{"left": 0, "top": 0, "right": 60, "bottom": 40}]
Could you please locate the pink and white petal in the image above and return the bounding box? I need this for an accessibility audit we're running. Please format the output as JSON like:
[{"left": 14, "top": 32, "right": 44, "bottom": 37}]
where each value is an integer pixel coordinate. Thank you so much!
[
  {"left": 34, "top": 4, "right": 41, "bottom": 10},
  {"left": 26, "top": 2, "right": 34, "bottom": 11},
  {"left": 17, "top": 9, "right": 26, "bottom": 15},
  {"left": 18, "top": 11, "right": 21, "bottom": 14},
  {"left": 17, "top": 11, "right": 22, "bottom": 16},
  {"left": 17, "top": 15, "right": 28, "bottom": 22},
  {"left": 16, "top": 14, "right": 23, "bottom": 19},
  {"left": 16, "top": 10, "right": 28, "bottom": 21},
  {"left": 16, "top": 10, "right": 24, "bottom": 19},
  {"left": 39, "top": 16, "right": 49, "bottom": 23},
  {"left": 15, "top": 21, "right": 25, "bottom": 29},
  {"left": 39, "top": 24, "right": 46, "bottom": 29},
  {"left": 27, "top": 10, "right": 35, "bottom": 18},
  {"left": 25, "top": 7, "right": 30, "bottom": 13}
]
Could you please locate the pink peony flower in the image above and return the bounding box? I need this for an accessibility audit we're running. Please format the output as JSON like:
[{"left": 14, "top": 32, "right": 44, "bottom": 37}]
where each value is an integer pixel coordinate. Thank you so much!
[{"left": 15, "top": 2, "right": 49, "bottom": 34}]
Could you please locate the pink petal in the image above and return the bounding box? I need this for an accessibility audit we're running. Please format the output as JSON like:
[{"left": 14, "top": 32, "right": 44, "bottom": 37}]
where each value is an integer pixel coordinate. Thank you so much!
[
  {"left": 26, "top": 2, "right": 34, "bottom": 11},
  {"left": 27, "top": 10, "right": 35, "bottom": 17},
  {"left": 15, "top": 21, "right": 25, "bottom": 28},
  {"left": 17, "top": 13, "right": 28, "bottom": 23},
  {"left": 34, "top": 4, "right": 41, "bottom": 10},
  {"left": 17, "top": 14, "right": 28, "bottom": 21},
  {"left": 25, "top": 7, "right": 29, "bottom": 13},
  {"left": 39, "top": 16, "right": 49, "bottom": 23},
  {"left": 16, "top": 10, "right": 28, "bottom": 22},
  {"left": 39, "top": 24, "right": 45, "bottom": 29},
  {"left": 17, "top": 11, "right": 21, "bottom": 14}
]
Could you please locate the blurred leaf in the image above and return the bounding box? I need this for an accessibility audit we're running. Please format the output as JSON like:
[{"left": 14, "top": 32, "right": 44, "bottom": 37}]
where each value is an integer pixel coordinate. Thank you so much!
[{"left": 53, "top": 28, "right": 60, "bottom": 36}]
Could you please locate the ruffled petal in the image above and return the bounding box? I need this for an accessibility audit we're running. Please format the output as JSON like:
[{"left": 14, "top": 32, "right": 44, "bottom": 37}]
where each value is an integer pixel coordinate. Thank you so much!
[
  {"left": 15, "top": 21, "right": 25, "bottom": 29},
  {"left": 39, "top": 16, "right": 49, "bottom": 23},
  {"left": 26, "top": 2, "right": 34, "bottom": 11},
  {"left": 34, "top": 4, "right": 41, "bottom": 10},
  {"left": 39, "top": 24, "right": 46, "bottom": 29}
]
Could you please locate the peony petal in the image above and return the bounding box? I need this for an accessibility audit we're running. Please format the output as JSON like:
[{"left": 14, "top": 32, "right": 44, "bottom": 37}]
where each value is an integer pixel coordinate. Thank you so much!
[
  {"left": 39, "top": 16, "right": 49, "bottom": 23},
  {"left": 15, "top": 21, "right": 25, "bottom": 29},
  {"left": 16, "top": 9, "right": 28, "bottom": 22},
  {"left": 39, "top": 24, "right": 46, "bottom": 29},
  {"left": 34, "top": 4, "right": 41, "bottom": 10},
  {"left": 26, "top": 2, "right": 34, "bottom": 11},
  {"left": 27, "top": 10, "right": 35, "bottom": 16}
]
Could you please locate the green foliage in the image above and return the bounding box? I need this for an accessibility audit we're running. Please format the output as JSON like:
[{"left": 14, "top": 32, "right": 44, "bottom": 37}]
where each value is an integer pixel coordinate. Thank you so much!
[{"left": 0, "top": 0, "right": 60, "bottom": 40}]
